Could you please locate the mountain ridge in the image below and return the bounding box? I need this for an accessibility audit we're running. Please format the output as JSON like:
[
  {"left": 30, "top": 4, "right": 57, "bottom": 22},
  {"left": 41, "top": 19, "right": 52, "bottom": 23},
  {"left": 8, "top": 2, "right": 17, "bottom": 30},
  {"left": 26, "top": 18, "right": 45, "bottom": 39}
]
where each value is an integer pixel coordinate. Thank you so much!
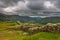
[{"left": 0, "top": 13, "right": 60, "bottom": 24}]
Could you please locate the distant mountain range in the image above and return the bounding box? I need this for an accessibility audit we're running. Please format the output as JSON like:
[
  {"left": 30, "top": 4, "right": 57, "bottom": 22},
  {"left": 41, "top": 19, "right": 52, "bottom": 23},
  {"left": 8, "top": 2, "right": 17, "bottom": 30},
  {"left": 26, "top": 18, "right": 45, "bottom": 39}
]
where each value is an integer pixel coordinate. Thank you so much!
[{"left": 0, "top": 13, "right": 60, "bottom": 24}]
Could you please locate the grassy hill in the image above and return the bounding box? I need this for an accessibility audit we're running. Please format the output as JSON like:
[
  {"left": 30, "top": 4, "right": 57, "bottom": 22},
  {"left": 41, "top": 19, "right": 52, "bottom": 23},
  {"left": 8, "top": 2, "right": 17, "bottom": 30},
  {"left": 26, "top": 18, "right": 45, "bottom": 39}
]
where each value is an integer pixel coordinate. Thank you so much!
[
  {"left": 0, "top": 22, "right": 60, "bottom": 40},
  {"left": 0, "top": 13, "right": 60, "bottom": 40}
]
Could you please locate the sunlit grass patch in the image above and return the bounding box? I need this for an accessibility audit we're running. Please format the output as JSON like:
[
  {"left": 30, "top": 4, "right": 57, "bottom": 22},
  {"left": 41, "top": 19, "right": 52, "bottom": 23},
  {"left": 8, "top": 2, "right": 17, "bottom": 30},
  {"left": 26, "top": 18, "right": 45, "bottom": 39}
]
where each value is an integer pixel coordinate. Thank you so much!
[
  {"left": 0, "top": 22, "right": 19, "bottom": 30},
  {"left": 23, "top": 32, "right": 60, "bottom": 40}
]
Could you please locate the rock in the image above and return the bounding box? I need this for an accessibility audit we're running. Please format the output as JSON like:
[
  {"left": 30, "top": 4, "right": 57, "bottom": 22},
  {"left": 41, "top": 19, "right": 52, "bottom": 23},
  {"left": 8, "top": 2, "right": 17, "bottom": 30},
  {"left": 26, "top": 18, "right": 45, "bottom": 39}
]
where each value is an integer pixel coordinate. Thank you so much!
[
  {"left": 42, "top": 23, "right": 60, "bottom": 32},
  {"left": 28, "top": 27, "right": 40, "bottom": 34}
]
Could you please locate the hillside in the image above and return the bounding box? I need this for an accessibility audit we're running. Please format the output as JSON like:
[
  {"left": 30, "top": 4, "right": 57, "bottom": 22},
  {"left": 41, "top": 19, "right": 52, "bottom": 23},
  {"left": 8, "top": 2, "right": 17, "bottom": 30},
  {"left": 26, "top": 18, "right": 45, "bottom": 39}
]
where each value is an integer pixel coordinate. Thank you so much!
[
  {"left": 41, "top": 17, "right": 60, "bottom": 24},
  {"left": 0, "top": 13, "right": 60, "bottom": 24},
  {"left": 0, "top": 13, "right": 60, "bottom": 40},
  {"left": 0, "top": 13, "right": 41, "bottom": 23},
  {"left": 0, "top": 13, "right": 8, "bottom": 21}
]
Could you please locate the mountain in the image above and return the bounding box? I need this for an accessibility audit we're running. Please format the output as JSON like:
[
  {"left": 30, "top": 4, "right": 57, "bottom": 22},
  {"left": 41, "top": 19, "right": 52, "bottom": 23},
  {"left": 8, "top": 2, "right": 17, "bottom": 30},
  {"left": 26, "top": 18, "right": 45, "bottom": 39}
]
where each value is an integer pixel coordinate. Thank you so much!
[
  {"left": 0, "top": 13, "right": 8, "bottom": 21},
  {"left": 41, "top": 17, "right": 60, "bottom": 24},
  {"left": 7, "top": 15, "right": 41, "bottom": 23},
  {"left": 0, "top": 13, "right": 60, "bottom": 24},
  {"left": 0, "top": 13, "right": 41, "bottom": 23}
]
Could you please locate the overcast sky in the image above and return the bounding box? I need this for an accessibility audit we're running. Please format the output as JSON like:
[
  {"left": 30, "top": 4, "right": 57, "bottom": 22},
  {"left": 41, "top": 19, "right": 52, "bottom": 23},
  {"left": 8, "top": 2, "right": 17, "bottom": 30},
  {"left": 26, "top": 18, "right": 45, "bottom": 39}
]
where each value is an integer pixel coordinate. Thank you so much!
[{"left": 0, "top": 0, "right": 60, "bottom": 16}]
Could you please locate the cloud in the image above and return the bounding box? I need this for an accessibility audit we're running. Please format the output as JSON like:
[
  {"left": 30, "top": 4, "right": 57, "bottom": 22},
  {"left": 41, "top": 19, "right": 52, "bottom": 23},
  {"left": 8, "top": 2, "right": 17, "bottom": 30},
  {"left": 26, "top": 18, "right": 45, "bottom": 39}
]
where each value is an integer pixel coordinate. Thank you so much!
[
  {"left": 25, "top": 0, "right": 46, "bottom": 10},
  {"left": 3, "top": 1, "right": 25, "bottom": 12},
  {"left": 0, "top": 0, "right": 60, "bottom": 16}
]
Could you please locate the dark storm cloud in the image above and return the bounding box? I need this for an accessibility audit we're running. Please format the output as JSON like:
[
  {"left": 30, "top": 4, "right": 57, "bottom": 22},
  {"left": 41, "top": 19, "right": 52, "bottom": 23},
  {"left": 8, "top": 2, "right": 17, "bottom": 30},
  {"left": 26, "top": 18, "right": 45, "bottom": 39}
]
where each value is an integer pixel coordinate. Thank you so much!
[
  {"left": 54, "top": 0, "right": 60, "bottom": 8},
  {"left": 0, "top": 0, "right": 24, "bottom": 7},
  {"left": 0, "top": 0, "right": 60, "bottom": 16},
  {"left": 26, "top": 0, "right": 46, "bottom": 10},
  {"left": 0, "top": 1, "right": 7, "bottom": 8},
  {"left": 26, "top": 1, "right": 45, "bottom": 10}
]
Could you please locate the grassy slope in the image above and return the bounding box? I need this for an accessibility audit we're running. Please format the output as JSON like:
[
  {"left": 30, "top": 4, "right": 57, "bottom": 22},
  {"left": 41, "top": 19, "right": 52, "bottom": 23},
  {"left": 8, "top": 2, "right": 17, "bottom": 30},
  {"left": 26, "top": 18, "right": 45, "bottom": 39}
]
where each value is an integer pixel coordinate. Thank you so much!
[
  {"left": 0, "top": 31, "right": 60, "bottom": 40},
  {"left": 0, "top": 22, "right": 60, "bottom": 40},
  {"left": 0, "top": 22, "right": 18, "bottom": 30}
]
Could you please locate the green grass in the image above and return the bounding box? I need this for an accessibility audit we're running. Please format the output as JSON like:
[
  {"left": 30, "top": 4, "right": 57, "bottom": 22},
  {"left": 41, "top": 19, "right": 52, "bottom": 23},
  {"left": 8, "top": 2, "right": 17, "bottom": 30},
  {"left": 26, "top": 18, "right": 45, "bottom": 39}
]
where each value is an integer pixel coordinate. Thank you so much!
[
  {"left": 23, "top": 32, "right": 60, "bottom": 40},
  {"left": 0, "top": 22, "right": 19, "bottom": 30},
  {"left": 0, "top": 22, "right": 60, "bottom": 40},
  {"left": 0, "top": 31, "right": 60, "bottom": 40}
]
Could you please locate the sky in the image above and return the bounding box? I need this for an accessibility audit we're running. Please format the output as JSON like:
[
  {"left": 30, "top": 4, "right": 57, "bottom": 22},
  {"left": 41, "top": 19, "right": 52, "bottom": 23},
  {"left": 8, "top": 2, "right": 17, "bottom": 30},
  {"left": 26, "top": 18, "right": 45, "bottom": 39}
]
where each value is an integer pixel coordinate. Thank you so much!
[{"left": 0, "top": 0, "right": 60, "bottom": 16}]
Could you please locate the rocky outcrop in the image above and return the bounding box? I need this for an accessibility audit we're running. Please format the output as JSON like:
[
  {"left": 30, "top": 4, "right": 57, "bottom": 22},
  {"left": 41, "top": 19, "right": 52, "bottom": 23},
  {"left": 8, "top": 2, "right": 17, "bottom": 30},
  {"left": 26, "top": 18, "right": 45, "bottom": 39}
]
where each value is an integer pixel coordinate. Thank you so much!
[
  {"left": 20, "top": 23, "right": 60, "bottom": 34},
  {"left": 8, "top": 23, "right": 60, "bottom": 34},
  {"left": 42, "top": 23, "right": 60, "bottom": 32}
]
